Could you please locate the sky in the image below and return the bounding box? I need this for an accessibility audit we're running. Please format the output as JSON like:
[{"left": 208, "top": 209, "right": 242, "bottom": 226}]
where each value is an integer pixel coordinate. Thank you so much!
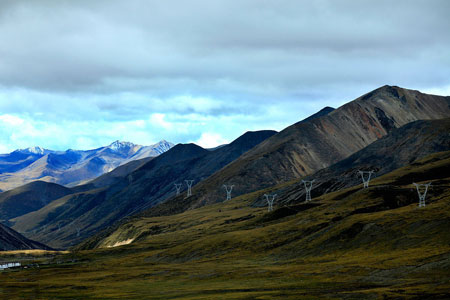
[{"left": 0, "top": 0, "right": 449, "bottom": 153}]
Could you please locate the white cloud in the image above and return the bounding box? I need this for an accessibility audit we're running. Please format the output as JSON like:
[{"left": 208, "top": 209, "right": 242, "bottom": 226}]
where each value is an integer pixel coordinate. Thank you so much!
[
  {"left": 149, "top": 113, "right": 172, "bottom": 130},
  {"left": 0, "top": 144, "right": 10, "bottom": 154},
  {"left": 422, "top": 85, "right": 450, "bottom": 96},
  {"left": 195, "top": 132, "right": 229, "bottom": 149},
  {"left": 0, "top": 114, "right": 24, "bottom": 126},
  {"left": 75, "top": 137, "right": 97, "bottom": 151}
]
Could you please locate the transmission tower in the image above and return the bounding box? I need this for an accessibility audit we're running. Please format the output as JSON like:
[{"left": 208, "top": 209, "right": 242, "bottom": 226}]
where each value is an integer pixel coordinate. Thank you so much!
[
  {"left": 185, "top": 180, "right": 194, "bottom": 197},
  {"left": 358, "top": 170, "right": 374, "bottom": 188},
  {"left": 174, "top": 183, "right": 182, "bottom": 195},
  {"left": 264, "top": 194, "right": 277, "bottom": 212},
  {"left": 413, "top": 182, "right": 431, "bottom": 208},
  {"left": 223, "top": 185, "right": 234, "bottom": 201},
  {"left": 302, "top": 180, "right": 315, "bottom": 202}
]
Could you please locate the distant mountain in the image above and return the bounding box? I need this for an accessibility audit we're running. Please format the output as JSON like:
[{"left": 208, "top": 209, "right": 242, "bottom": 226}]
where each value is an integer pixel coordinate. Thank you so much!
[
  {"left": 125, "top": 140, "right": 173, "bottom": 161},
  {"left": 82, "top": 156, "right": 155, "bottom": 190},
  {"left": 0, "top": 140, "right": 174, "bottom": 191},
  {"left": 10, "top": 130, "right": 276, "bottom": 248},
  {"left": 0, "top": 223, "right": 53, "bottom": 251},
  {"left": 0, "top": 147, "right": 51, "bottom": 174},
  {"left": 143, "top": 85, "right": 450, "bottom": 216}
]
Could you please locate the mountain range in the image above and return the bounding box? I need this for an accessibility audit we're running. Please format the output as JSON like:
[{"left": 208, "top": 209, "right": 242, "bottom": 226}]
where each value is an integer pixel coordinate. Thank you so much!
[
  {"left": 9, "top": 130, "right": 276, "bottom": 248},
  {"left": 80, "top": 116, "right": 450, "bottom": 250},
  {"left": 0, "top": 140, "right": 174, "bottom": 191},
  {"left": 137, "top": 85, "right": 450, "bottom": 216},
  {"left": 2, "top": 85, "right": 450, "bottom": 251}
]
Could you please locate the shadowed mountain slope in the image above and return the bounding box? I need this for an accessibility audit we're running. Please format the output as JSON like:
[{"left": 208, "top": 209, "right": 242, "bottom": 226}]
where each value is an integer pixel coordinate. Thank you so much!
[
  {"left": 0, "top": 181, "right": 72, "bottom": 222},
  {"left": 146, "top": 85, "right": 450, "bottom": 215},
  {"left": 10, "top": 130, "right": 276, "bottom": 248},
  {"left": 0, "top": 223, "right": 53, "bottom": 251}
]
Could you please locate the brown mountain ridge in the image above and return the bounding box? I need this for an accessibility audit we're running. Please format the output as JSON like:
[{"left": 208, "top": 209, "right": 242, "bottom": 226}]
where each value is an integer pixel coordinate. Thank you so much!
[{"left": 146, "top": 85, "right": 450, "bottom": 216}]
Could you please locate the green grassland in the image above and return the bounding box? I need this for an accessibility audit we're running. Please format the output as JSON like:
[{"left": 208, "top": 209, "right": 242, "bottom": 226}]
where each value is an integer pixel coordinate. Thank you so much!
[{"left": 1, "top": 152, "right": 450, "bottom": 299}]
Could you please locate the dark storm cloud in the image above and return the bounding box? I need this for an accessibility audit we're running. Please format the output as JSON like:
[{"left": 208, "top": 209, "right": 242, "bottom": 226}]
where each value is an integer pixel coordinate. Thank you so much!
[{"left": 1, "top": 0, "right": 449, "bottom": 95}]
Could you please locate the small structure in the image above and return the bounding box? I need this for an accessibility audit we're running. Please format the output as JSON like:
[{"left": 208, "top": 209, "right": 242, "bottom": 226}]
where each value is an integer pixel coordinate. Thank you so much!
[
  {"left": 301, "top": 180, "right": 315, "bottom": 202},
  {"left": 0, "top": 262, "right": 21, "bottom": 270},
  {"left": 174, "top": 183, "right": 182, "bottom": 196},
  {"left": 185, "top": 180, "right": 194, "bottom": 197},
  {"left": 223, "top": 185, "right": 234, "bottom": 201},
  {"left": 264, "top": 194, "right": 277, "bottom": 212},
  {"left": 358, "top": 170, "right": 375, "bottom": 188},
  {"left": 413, "top": 182, "right": 431, "bottom": 208}
]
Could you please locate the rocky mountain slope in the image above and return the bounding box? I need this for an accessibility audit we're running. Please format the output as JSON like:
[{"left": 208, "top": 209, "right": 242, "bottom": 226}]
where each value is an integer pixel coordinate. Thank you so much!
[
  {"left": 0, "top": 223, "right": 53, "bottom": 251},
  {"left": 147, "top": 85, "right": 450, "bottom": 215},
  {"left": 10, "top": 130, "right": 276, "bottom": 248},
  {"left": 0, "top": 140, "right": 174, "bottom": 191},
  {"left": 273, "top": 117, "right": 450, "bottom": 205}
]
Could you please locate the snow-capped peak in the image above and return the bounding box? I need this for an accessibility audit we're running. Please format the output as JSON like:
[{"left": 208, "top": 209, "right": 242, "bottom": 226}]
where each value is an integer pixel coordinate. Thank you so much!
[
  {"left": 108, "top": 140, "right": 137, "bottom": 151},
  {"left": 20, "top": 146, "right": 45, "bottom": 155},
  {"left": 151, "top": 140, "right": 175, "bottom": 154}
]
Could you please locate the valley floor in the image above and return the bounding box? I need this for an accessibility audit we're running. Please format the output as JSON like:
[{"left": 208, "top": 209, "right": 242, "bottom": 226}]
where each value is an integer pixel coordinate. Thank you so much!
[
  {"left": 1, "top": 152, "right": 450, "bottom": 299},
  {"left": 1, "top": 245, "right": 449, "bottom": 299}
]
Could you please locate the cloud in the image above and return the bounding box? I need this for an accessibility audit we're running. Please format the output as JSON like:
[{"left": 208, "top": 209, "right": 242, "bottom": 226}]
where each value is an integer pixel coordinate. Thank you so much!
[
  {"left": 0, "top": 0, "right": 449, "bottom": 152},
  {"left": 0, "top": 114, "right": 24, "bottom": 126},
  {"left": 422, "top": 84, "right": 450, "bottom": 97},
  {"left": 195, "top": 133, "right": 229, "bottom": 149},
  {"left": 1, "top": 0, "right": 449, "bottom": 94}
]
